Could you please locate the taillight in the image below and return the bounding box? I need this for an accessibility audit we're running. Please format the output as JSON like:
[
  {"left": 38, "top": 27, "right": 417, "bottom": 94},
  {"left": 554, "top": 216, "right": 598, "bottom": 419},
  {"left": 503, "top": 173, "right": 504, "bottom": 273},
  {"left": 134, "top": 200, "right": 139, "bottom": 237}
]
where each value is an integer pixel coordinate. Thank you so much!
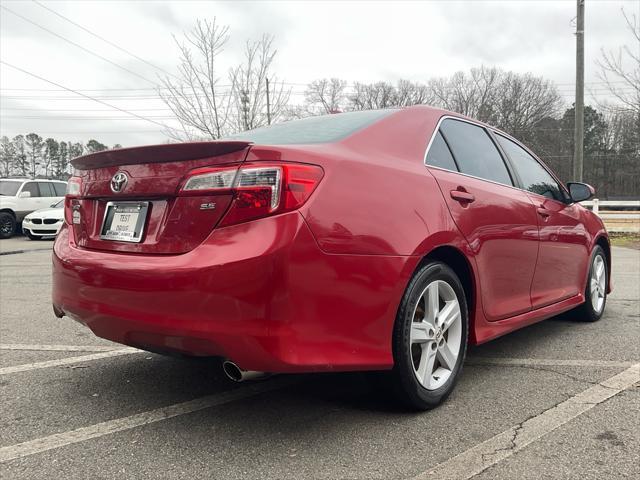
[
  {"left": 64, "top": 177, "right": 82, "bottom": 226},
  {"left": 66, "top": 176, "right": 82, "bottom": 197},
  {"left": 179, "top": 162, "right": 323, "bottom": 227}
]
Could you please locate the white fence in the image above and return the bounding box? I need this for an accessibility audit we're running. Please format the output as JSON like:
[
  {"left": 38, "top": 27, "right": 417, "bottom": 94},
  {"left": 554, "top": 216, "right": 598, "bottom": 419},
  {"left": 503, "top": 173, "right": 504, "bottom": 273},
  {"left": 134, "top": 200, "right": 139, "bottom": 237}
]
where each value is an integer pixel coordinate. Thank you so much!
[
  {"left": 581, "top": 199, "right": 640, "bottom": 233},
  {"left": 581, "top": 199, "right": 640, "bottom": 215}
]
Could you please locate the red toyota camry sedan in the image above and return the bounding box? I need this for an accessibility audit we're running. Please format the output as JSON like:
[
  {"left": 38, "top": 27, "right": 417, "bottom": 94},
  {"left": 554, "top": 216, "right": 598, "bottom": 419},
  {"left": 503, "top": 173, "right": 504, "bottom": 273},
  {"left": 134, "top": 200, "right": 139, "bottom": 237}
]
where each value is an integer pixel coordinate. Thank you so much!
[{"left": 52, "top": 106, "right": 610, "bottom": 409}]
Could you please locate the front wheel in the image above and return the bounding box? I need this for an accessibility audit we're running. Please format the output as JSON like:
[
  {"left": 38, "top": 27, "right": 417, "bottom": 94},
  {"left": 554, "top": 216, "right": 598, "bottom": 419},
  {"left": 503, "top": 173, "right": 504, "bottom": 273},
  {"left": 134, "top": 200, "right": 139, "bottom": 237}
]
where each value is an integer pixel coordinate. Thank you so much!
[
  {"left": 0, "top": 212, "right": 16, "bottom": 239},
  {"left": 390, "top": 261, "right": 468, "bottom": 410},
  {"left": 573, "top": 245, "right": 608, "bottom": 322}
]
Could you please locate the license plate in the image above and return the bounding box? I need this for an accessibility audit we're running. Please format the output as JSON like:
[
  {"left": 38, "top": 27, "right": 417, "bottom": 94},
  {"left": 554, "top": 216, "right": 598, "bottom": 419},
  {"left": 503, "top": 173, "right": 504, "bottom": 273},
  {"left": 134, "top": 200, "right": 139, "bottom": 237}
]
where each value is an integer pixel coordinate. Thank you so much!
[{"left": 100, "top": 202, "right": 149, "bottom": 243}]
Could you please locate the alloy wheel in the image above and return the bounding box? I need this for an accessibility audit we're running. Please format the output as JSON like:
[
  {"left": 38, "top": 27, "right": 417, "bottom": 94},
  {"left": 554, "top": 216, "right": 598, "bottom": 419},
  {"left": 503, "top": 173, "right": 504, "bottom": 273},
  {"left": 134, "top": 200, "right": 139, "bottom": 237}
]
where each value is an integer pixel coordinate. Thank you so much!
[
  {"left": 410, "top": 280, "right": 462, "bottom": 390},
  {"left": 590, "top": 254, "right": 606, "bottom": 314},
  {"left": 0, "top": 217, "right": 13, "bottom": 235}
]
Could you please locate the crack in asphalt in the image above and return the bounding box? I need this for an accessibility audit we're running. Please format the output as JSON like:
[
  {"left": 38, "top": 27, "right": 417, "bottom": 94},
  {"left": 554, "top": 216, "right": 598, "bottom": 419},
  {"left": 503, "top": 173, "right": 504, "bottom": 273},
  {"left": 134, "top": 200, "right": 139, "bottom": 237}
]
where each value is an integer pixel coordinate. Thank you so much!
[
  {"left": 478, "top": 422, "right": 523, "bottom": 467},
  {"left": 466, "top": 364, "right": 639, "bottom": 479},
  {"left": 490, "top": 363, "right": 628, "bottom": 391}
]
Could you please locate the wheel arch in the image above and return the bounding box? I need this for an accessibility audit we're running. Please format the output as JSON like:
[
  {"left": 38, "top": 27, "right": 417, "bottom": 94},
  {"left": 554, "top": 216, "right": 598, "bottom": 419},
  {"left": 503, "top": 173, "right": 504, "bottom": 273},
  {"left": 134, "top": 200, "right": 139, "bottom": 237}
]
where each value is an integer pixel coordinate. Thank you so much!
[
  {"left": 594, "top": 234, "right": 612, "bottom": 293},
  {"left": 418, "top": 245, "right": 477, "bottom": 339},
  {"left": 0, "top": 208, "right": 16, "bottom": 218}
]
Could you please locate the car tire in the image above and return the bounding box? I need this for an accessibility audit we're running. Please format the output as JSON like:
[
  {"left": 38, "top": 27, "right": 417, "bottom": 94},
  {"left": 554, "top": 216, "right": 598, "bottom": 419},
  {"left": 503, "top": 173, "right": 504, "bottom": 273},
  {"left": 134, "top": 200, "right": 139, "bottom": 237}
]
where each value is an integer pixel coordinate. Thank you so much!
[
  {"left": 572, "top": 245, "right": 608, "bottom": 322},
  {"left": 25, "top": 230, "right": 42, "bottom": 241},
  {"left": 0, "top": 212, "right": 16, "bottom": 239},
  {"left": 389, "top": 261, "right": 468, "bottom": 410}
]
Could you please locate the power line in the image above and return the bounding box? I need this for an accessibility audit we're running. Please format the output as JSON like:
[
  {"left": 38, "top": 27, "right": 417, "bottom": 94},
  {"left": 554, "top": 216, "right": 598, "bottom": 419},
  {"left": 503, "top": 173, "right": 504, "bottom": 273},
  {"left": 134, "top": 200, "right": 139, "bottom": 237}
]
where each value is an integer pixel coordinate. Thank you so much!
[
  {"left": 1, "top": 107, "right": 175, "bottom": 112},
  {"left": 0, "top": 81, "right": 633, "bottom": 93},
  {"left": 31, "top": 0, "right": 179, "bottom": 82},
  {"left": 0, "top": 5, "right": 158, "bottom": 86},
  {"left": 0, "top": 61, "right": 171, "bottom": 129},
  {"left": 1, "top": 116, "right": 177, "bottom": 120}
]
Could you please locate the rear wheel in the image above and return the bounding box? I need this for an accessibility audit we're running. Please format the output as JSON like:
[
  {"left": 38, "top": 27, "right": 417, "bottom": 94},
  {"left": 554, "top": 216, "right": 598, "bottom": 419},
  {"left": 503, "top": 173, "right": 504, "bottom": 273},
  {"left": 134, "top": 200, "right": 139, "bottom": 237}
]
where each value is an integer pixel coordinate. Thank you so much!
[
  {"left": 0, "top": 212, "right": 16, "bottom": 239},
  {"left": 572, "top": 245, "right": 608, "bottom": 322},
  {"left": 389, "top": 261, "right": 468, "bottom": 410}
]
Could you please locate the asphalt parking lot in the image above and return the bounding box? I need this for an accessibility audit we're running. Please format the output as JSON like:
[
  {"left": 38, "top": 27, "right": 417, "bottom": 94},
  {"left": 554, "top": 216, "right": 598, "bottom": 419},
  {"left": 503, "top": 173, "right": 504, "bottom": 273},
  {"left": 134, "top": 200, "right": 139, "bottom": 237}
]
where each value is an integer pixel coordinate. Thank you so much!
[{"left": 0, "top": 236, "right": 638, "bottom": 480}]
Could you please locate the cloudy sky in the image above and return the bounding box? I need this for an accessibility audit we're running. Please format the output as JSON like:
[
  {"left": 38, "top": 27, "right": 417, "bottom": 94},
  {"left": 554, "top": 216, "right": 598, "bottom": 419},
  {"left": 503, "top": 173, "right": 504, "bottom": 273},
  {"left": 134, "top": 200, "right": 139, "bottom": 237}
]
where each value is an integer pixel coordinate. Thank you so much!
[{"left": 0, "top": 0, "right": 637, "bottom": 146}]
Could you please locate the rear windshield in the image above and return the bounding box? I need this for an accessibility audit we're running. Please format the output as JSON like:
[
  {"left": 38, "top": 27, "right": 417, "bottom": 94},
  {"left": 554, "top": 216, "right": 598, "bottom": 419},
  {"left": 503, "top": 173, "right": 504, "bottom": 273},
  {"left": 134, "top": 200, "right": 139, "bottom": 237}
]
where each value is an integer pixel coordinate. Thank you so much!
[
  {"left": 0, "top": 181, "right": 21, "bottom": 196},
  {"left": 226, "top": 109, "right": 396, "bottom": 145}
]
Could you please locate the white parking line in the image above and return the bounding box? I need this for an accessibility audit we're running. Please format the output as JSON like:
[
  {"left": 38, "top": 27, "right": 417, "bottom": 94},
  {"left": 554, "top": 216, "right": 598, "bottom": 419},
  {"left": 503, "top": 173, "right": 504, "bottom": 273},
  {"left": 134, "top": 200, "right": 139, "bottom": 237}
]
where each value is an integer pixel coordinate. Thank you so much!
[
  {"left": 413, "top": 363, "right": 640, "bottom": 480},
  {"left": 0, "top": 348, "right": 139, "bottom": 375},
  {"left": 467, "top": 357, "right": 635, "bottom": 368},
  {"left": 0, "top": 344, "right": 121, "bottom": 353},
  {"left": 0, "top": 377, "right": 295, "bottom": 463}
]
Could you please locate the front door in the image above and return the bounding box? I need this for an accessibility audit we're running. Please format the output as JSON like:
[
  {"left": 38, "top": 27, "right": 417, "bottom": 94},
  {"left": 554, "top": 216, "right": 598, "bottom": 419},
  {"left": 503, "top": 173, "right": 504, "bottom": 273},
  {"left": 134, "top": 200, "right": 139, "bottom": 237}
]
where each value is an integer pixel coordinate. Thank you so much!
[{"left": 493, "top": 133, "right": 589, "bottom": 308}]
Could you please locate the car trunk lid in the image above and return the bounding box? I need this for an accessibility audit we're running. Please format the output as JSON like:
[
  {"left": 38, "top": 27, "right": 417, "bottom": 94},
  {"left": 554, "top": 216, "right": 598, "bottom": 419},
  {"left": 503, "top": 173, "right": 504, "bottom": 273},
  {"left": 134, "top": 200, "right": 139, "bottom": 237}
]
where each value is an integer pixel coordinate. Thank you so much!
[{"left": 67, "top": 141, "right": 251, "bottom": 254}]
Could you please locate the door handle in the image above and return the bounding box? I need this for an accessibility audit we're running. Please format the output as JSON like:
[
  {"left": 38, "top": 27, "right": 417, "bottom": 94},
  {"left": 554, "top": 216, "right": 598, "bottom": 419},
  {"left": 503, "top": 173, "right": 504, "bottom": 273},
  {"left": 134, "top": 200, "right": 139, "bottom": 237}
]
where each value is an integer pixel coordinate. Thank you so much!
[
  {"left": 537, "top": 207, "right": 551, "bottom": 218},
  {"left": 450, "top": 189, "right": 475, "bottom": 204}
]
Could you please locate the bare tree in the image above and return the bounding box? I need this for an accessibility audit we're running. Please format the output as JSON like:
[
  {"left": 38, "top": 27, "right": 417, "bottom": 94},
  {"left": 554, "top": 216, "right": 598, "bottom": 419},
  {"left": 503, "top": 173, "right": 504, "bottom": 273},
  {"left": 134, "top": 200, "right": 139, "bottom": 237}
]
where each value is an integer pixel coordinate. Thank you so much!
[
  {"left": 394, "top": 79, "right": 434, "bottom": 107},
  {"left": 428, "top": 67, "right": 561, "bottom": 137},
  {"left": 349, "top": 81, "right": 398, "bottom": 110},
  {"left": 159, "top": 19, "right": 231, "bottom": 140},
  {"left": 304, "top": 78, "right": 347, "bottom": 114},
  {"left": 228, "top": 35, "right": 291, "bottom": 131},
  {"left": 494, "top": 71, "right": 562, "bottom": 136},
  {"left": 428, "top": 66, "right": 502, "bottom": 122},
  {"left": 597, "top": 9, "right": 640, "bottom": 116}
]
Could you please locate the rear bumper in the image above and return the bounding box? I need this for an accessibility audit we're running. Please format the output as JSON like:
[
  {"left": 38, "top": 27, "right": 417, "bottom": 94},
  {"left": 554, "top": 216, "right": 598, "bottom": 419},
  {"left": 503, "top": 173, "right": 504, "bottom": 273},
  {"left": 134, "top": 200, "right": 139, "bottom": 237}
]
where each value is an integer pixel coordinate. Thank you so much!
[{"left": 52, "top": 213, "right": 417, "bottom": 372}]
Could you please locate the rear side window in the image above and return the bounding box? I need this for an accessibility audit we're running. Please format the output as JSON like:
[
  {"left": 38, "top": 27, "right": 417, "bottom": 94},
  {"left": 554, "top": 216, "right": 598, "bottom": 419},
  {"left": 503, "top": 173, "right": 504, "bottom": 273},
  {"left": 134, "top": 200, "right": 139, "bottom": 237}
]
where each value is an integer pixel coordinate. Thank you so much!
[
  {"left": 226, "top": 109, "right": 396, "bottom": 145},
  {"left": 440, "top": 119, "right": 513, "bottom": 186},
  {"left": 21, "top": 182, "right": 40, "bottom": 197},
  {"left": 426, "top": 132, "right": 458, "bottom": 171},
  {"left": 38, "top": 182, "right": 55, "bottom": 197},
  {"left": 496, "top": 134, "right": 565, "bottom": 201},
  {"left": 53, "top": 183, "right": 67, "bottom": 196}
]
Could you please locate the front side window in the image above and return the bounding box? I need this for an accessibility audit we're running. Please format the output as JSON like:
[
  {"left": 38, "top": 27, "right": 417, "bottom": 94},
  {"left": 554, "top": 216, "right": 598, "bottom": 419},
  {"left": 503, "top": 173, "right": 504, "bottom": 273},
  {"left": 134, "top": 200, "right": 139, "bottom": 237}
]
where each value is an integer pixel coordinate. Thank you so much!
[
  {"left": 426, "top": 131, "right": 458, "bottom": 171},
  {"left": 496, "top": 134, "right": 564, "bottom": 201},
  {"left": 440, "top": 119, "right": 513, "bottom": 186},
  {"left": 21, "top": 182, "right": 40, "bottom": 197}
]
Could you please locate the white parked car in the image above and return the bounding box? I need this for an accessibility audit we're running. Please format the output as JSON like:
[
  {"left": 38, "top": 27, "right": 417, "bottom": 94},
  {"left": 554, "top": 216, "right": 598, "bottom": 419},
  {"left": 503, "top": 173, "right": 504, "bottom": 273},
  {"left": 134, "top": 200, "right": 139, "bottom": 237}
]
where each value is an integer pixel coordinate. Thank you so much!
[
  {"left": 22, "top": 199, "right": 65, "bottom": 240},
  {"left": 0, "top": 178, "right": 67, "bottom": 239}
]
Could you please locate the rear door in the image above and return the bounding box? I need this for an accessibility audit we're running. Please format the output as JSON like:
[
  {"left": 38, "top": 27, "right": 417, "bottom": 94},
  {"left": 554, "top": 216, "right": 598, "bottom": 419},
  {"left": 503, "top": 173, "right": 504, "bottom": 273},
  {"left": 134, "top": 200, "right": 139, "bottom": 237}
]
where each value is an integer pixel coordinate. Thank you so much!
[
  {"left": 494, "top": 134, "right": 588, "bottom": 308},
  {"left": 425, "top": 118, "right": 539, "bottom": 321}
]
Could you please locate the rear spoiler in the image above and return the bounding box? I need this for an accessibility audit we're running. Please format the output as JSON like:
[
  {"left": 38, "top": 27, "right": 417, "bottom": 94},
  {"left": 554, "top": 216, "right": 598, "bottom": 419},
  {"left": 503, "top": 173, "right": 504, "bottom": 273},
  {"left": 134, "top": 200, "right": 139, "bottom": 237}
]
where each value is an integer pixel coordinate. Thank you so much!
[{"left": 71, "top": 141, "right": 252, "bottom": 170}]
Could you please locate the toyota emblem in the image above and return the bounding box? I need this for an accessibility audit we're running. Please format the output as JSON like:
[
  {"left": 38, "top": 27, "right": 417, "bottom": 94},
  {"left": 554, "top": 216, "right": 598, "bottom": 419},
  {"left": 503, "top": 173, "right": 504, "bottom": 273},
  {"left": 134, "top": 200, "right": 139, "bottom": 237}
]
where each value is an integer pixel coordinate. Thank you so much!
[{"left": 110, "top": 172, "right": 128, "bottom": 193}]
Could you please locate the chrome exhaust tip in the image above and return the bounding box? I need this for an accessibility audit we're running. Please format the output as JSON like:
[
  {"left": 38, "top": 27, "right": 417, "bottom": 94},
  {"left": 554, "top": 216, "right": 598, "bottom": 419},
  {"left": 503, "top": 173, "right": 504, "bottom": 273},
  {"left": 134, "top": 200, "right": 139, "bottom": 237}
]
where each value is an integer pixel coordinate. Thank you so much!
[{"left": 222, "top": 360, "right": 270, "bottom": 382}]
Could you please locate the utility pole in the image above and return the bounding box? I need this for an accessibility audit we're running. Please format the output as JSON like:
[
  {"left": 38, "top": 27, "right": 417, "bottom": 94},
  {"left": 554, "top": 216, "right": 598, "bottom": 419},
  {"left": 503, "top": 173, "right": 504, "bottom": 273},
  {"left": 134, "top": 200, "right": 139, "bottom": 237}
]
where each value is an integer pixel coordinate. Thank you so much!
[
  {"left": 265, "top": 77, "right": 271, "bottom": 125},
  {"left": 573, "top": 0, "right": 585, "bottom": 182}
]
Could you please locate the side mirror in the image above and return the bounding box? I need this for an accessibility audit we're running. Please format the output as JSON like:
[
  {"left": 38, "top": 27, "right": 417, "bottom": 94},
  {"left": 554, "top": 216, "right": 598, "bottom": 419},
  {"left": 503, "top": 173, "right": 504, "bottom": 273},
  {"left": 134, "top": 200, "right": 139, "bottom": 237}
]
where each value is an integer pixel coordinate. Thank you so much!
[
  {"left": 18, "top": 191, "right": 31, "bottom": 198},
  {"left": 567, "top": 182, "right": 595, "bottom": 203}
]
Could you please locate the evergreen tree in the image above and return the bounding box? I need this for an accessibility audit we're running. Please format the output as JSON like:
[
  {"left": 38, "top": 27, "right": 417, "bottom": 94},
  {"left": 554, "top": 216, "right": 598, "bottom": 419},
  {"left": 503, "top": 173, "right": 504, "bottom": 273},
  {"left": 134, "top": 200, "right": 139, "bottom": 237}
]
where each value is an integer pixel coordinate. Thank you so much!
[
  {"left": 43, "top": 138, "right": 60, "bottom": 178},
  {"left": 12, "top": 135, "right": 28, "bottom": 177},
  {"left": 24, "top": 133, "right": 44, "bottom": 178},
  {"left": 85, "top": 139, "right": 108, "bottom": 154}
]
